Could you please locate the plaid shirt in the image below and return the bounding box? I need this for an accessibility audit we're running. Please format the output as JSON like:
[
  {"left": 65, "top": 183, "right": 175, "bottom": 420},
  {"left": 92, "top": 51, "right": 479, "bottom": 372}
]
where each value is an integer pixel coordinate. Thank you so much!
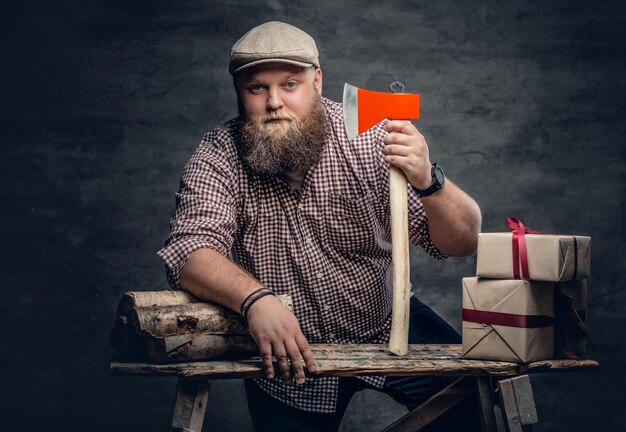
[{"left": 158, "top": 97, "right": 446, "bottom": 413}]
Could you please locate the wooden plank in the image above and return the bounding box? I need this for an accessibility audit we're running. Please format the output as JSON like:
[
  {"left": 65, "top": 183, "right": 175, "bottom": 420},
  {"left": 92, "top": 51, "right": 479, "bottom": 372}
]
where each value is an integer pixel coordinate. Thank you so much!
[
  {"left": 110, "top": 359, "right": 519, "bottom": 379},
  {"left": 111, "top": 357, "right": 596, "bottom": 380},
  {"left": 476, "top": 376, "right": 498, "bottom": 432},
  {"left": 313, "top": 359, "right": 521, "bottom": 377},
  {"left": 110, "top": 344, "right": 598, "bottom": 379},
  {"left": 382, "top": 377, "right": 474, "bottom": 432},
  {"left": 171, "top": 379, "right": 210, "bottom": 432},
  {"left": 511, "top": 376, "right": 538, "bottom": 426},
  {"left": 521, "top": 358, "right": 600, "bottom": 374},
  {"left": 498, "top": 376, "right": 537, "bottom": 432},
  {"left": 112, "top": 341, "right": 600, "bottom": 365},
  {"left": 498, "top": 378, "right": 522, "bottom": 432}
]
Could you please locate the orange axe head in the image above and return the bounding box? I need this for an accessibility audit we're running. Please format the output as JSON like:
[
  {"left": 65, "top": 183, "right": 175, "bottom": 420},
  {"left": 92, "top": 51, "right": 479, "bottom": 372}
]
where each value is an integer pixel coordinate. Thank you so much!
[{"left": 342, "top": 83, "right": 420, "bottom": 141}]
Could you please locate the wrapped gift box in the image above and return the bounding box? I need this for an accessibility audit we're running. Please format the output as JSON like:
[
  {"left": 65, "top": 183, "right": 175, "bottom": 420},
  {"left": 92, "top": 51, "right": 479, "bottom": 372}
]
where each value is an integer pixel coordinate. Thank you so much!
[
  {"left": 476, "top": 232, "right": 591, "bottom": 282},
  {"left": 462, "top": 277, "right": 587, "bottom": 363}
]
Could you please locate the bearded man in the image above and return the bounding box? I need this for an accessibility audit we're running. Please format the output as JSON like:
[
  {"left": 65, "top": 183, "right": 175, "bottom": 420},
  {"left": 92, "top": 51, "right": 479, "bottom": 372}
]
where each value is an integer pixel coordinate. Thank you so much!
[{"left": 159, "top": 21, "right": 482, "bottom": 432}]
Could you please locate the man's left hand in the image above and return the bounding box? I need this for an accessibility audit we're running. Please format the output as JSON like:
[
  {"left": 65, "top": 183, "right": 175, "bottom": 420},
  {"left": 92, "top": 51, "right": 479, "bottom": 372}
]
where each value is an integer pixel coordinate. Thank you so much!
[{"left": 383, "top": 120, "right": 432, "bottom": 190}]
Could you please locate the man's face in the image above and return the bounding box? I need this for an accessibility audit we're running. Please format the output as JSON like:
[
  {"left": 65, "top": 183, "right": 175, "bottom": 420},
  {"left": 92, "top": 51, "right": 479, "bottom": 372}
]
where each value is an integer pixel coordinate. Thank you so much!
[
  {"left": 235, "top": 62, "right": 323, "bottom": 127},
  {"left": 234, "top": 63, "right": 327, "bottom": 175}
]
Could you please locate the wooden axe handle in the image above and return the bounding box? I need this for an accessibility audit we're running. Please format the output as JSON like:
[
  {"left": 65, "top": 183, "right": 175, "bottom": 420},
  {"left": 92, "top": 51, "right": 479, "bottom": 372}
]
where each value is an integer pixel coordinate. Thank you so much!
[{"left": 388, "top": 165, "right": 411, "bottom": 356}]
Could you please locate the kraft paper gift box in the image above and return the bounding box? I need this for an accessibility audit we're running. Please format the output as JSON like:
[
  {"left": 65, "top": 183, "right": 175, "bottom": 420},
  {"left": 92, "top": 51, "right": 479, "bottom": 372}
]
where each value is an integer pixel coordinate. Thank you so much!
[
  {"left": 476, "top": 232, "right": 591, "bottom": 282},
  {"left": 462, "top": 277, "right": 587, "bottom": 363}
]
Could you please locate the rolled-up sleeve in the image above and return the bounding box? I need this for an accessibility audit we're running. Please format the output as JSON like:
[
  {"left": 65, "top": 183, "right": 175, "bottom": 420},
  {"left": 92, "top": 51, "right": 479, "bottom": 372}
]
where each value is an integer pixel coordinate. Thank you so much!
[
  {"left": 407, "top": 188, "right": 449, "bottom": 260},
  {"left": 157, "top": 130, "right": 240, "bottom": 289}
]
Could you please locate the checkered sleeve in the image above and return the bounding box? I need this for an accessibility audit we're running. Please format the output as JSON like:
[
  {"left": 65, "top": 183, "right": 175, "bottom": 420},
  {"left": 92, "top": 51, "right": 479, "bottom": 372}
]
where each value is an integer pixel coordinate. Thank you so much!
[
  {"left": 157, "top": 129, "right": 240, "bottom": 290},
  {"left": 408, "top": 187, "right": 449, "bottom": 260}
]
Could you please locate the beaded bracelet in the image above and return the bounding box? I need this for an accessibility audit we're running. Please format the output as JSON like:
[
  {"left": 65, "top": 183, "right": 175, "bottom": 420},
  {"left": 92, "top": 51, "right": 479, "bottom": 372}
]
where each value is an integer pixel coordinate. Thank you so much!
[{"left": 241, "top": 287, "right": 275, "bottom": 318}]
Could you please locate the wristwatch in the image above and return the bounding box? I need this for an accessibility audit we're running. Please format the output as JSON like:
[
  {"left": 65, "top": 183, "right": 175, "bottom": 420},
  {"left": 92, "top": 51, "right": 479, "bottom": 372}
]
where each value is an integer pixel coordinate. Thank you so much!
[{"left": 412, "top": 163, "right": 445, "bottom": 197}]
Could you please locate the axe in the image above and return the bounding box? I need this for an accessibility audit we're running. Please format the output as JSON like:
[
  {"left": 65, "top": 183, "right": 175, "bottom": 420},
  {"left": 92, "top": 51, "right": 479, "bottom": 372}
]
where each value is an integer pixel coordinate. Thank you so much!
[{"left": 343, "top": 82, "right": 420, "bottom": 356}]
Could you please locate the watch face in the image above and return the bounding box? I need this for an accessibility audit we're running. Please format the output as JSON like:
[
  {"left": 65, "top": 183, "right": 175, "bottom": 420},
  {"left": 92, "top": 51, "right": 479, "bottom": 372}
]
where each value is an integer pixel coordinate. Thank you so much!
[{"left": 434, "top": 165, "right": 445, "bottom": 184}]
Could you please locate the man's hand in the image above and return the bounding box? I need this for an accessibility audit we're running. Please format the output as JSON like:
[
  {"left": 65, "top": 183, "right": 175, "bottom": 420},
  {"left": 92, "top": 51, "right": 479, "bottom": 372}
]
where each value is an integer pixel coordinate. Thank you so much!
[
  {"left": 383, "top": 120, "right": 432, "bottom": 189},
  {"left": 246, "top": 295, "right": 318, "bottom": 384}
]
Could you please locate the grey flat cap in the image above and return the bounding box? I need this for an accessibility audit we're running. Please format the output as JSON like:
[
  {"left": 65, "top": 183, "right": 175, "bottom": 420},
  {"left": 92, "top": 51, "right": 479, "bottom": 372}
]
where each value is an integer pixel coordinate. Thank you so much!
[{"left": 229, "top": 21, "right": 320, "bottom": 75}]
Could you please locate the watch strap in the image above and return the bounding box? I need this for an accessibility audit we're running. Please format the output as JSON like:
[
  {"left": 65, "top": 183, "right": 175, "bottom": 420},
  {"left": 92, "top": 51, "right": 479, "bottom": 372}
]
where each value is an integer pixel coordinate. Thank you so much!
[{"left": 412, "top": 163, "right": 444, "bottom": 197}]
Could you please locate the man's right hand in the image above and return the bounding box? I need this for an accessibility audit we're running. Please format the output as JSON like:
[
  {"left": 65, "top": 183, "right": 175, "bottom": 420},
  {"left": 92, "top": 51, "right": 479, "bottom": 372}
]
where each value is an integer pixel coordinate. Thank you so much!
[{"left": 246, "top": 295, "right": 318, "bottom": 385}]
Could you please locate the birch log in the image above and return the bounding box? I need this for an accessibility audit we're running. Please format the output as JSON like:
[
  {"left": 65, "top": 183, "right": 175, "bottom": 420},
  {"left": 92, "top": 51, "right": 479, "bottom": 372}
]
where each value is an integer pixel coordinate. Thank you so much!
[
  {"left": 110, "top": 291, "right": 293, "bottom": 362},
  {"left": 146, "top": 333, "right": 258, "bottom": 363},
  {"left": 117, "top": 290, "right": 198, "bottom": 315},
  {"left": 132, "top": 294, "right": 293, "bottom": 336},
  {"left": 132, "top": 303, "right": 249, "bottom": 336}
]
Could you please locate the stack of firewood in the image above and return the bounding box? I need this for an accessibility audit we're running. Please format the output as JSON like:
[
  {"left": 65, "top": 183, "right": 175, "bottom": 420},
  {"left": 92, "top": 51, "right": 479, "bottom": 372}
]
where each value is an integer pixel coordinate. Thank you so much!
[{"left": 109, "top": 290, "right": 292, "bottom": 363}]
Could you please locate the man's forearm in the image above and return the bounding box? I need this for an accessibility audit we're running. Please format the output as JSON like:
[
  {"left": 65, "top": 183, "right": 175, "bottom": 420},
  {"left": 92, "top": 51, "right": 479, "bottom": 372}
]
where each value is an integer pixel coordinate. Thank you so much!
[
  {"left": 420, "top": 178, "right": 481, "bottom": 257},
  {"left": 179, "top": 248, "right": 264, "bottom": 314},
  {"left": 179, "top": 247, "right": 318, "bottom": 383}
]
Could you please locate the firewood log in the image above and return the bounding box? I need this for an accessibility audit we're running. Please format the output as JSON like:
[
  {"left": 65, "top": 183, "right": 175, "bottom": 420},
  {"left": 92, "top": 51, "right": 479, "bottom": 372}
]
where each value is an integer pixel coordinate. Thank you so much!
[
  {"left": 116, "top": 290, "right": 198, "bottom": 315},
  {"left": 146, "top": 333, "right": 258, "bottom": 363},
  {"left": 130, "top": 294, "right": 293, "bottom": 336},
  {"left": 110, "top": 291, "right": 293, "bottom": 362}
]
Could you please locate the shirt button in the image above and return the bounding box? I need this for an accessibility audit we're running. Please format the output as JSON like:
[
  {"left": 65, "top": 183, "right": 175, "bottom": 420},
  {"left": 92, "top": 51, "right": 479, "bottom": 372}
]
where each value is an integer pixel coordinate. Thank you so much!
[
  {"left": 328, "top": 332, "right": 335, "bottom": 340},
  {"left": 305, "top": 237, "right": 312, "bottom": 245},
  {"left": 323, "top": 304, "right": 331, "bottom": 312},
  {"left": 316, "top": 272, "right": 323, "bottom": 280}
]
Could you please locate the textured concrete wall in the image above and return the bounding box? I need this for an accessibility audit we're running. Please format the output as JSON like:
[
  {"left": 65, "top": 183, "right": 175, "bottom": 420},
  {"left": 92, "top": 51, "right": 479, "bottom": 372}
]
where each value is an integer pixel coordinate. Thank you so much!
[{"left": 2, "top": 0, "right": 624, "bottom": 430}]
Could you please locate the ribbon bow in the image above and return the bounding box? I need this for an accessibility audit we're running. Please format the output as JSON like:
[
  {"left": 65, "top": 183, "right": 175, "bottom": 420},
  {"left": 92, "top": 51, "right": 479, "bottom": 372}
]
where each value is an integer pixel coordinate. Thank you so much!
[{"left": 506, "top": 217, "right": 545, "bottom": 279}]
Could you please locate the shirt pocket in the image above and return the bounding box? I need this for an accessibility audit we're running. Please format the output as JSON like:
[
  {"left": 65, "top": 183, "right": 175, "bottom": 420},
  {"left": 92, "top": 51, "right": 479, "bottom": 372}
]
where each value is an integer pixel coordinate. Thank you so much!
[{"left": 324, "top": 192, "right": 384, "bottom": 255}]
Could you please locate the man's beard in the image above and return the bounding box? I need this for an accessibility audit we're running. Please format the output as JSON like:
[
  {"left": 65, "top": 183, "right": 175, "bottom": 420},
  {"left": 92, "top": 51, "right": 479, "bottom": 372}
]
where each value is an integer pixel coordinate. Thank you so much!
[{"left": 236, "top": 94, "right": 327, "bottom": 176}]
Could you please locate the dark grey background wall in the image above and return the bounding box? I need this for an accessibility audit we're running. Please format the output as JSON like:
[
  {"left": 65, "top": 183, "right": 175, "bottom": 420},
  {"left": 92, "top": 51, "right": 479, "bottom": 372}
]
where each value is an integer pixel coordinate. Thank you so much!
[{"left": 2, "top": 0, "right": 624, "bottom": 430}]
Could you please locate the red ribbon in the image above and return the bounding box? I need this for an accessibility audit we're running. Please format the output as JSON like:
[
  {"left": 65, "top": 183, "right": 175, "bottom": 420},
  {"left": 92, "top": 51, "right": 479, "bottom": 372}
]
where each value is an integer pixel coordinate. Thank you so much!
[
  {"left": 506, "top": 217, "right": 580, "bottom": 281},
  {"left": 462, "top": 309, "right": 554, "bottom": 328},
  {"left": 462, "top": 307, "right": 587, "bottom": 328},
  {"left": 506, "top": 217, "right": 545, "bottom": 280}
]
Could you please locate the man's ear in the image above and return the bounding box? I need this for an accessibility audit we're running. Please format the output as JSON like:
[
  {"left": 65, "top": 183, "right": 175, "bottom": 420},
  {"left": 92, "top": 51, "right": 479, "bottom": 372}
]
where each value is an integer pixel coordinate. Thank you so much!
[{"left": 314, "top": 67, "right": 323, "bottom": 95}]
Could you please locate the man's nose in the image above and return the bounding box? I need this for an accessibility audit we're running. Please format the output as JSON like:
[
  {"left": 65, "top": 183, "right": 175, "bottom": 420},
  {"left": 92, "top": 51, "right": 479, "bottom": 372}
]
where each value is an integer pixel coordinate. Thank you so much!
[{"left": 266, "top": 87, "right": 284, "bottom": 111}]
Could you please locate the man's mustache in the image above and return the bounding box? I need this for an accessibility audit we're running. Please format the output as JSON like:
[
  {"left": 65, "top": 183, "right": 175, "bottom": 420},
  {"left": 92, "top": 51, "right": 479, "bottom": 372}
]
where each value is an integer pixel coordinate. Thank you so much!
[{"left": 261, "top": 110, "right": 297, "bottom": 123}]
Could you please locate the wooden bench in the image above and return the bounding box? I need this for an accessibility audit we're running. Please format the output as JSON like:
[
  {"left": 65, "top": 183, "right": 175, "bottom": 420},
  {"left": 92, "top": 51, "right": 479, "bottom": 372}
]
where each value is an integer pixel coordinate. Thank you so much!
[{"left": 110, "top": 344, "right": 598, "bottom": 432}]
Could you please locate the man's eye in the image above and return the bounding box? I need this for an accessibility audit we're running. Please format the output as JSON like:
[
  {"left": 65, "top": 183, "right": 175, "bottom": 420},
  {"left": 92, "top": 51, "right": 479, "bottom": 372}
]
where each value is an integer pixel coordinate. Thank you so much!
[
  {"left": 284, "top": 81, "right": 297, "bottom": 89},
  {"left": 249, "top": 85, "right": 264, "bottom": 93}
]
